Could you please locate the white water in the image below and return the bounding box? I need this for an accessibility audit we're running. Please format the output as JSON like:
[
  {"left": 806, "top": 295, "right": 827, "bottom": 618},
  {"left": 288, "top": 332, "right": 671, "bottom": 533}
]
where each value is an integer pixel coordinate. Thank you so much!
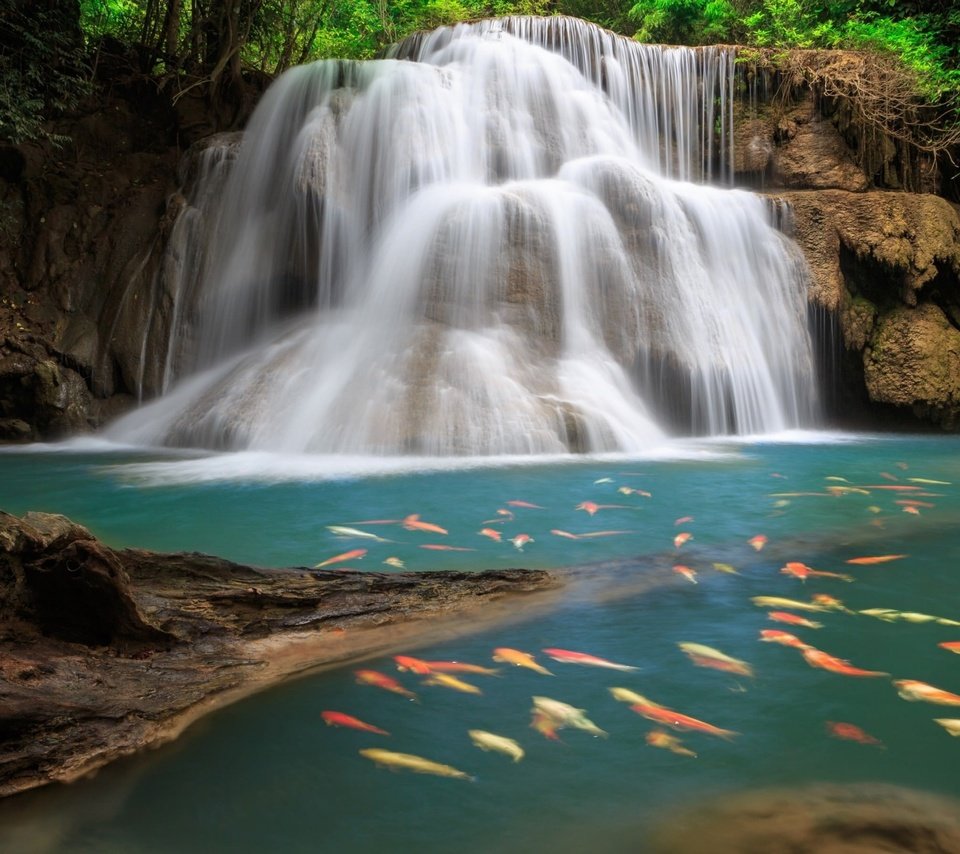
[{"left": 109, "top": 16, "right": 818, "bottom": 455}]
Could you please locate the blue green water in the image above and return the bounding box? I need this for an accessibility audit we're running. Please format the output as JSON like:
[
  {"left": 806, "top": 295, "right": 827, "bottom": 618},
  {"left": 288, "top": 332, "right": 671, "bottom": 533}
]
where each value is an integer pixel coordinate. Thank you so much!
[{"left": 2, "top": 433, "right": 960, "bottom": 852}]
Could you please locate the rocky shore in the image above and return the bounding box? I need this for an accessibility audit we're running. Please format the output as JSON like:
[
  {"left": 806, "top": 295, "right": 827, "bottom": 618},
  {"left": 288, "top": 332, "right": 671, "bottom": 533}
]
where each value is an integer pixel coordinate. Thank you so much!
[{"left": 0, "top": 510, "right": 557, "bottom": 798}]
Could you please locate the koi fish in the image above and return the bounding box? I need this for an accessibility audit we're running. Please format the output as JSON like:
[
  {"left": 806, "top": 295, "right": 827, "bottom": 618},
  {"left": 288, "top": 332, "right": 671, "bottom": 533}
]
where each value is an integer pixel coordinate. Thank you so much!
[
  {"left": 482, "top": 509, "right": 515, "bottom": 523},
  {"left": 359, "top": 749, "right": 474, "bottom": 781},
  {"left": 811, "top": 594, "right": 853, "bottom": 612},
  {"left": 801, "top": 648, "right": 888, "bottom": 677},
  {"left": 550, "top": 529, "right": 581, "bottom": 540},
  {"left": 420, "top": 544, "right": 475, "bottom": 551},
  {"left": 894, "top": 679, "right": 960, "bottom": 705},
  {"left": 326, "top": 526, "right": 393, "bottom": 543},
  {"left": 908, "top": 478, "right": 950, "bottom": 485},
  {"left": 576, "top": 502, "right": 632, "bottom": 516},
  {"left": 507, "top": 500, "right": 544, "bottom": 509},
  {"left": 629, "top": 702, "right": 737, "bottom": 740},
  {"left": 748, "top": 535, "right": 767, "bottom": 551},
  {"left": 678, "top": 642, "right": 753, "bottom": 677},
  {"left": 580, "top": 530, "right": 632, "bottom": 538},
  {"left": 896, "top": 499, "right": 934, "bottom": 508},
  {"left": 321, "top": 711, "right": 389, "bottom": 736},
  {"left": 825, "top": 476, "right": 850, "bottom": 482},
  {"left": 510, "top": 534, "right": 533, "bottom": 551},
  {"left": 867, "top": 506, "right": 883, "bottom": 513},
  {"left": 879, "top": 472, "right": 899, "bottom": 481},
  {"left": 609, "top": 687, "right": 658, "bottom": 706},
  {"left": 532, "top": 697, "right": 607, "bottom": 738},
  {"left": 594, "top": 478, "right": 614, "bottom": 484},
  {"left": 393, "top": 655, "right": 433, "bottom": 675},
  {"left": 354, "top": 669, "right": 418, "bottom": 700},
  {"left": 468, "top": 730, "right": 524, "bottom": 762},
  {"left": 423, "top": 672, "right": 482, "bottom": 695},
  {"left": 759, "top": 629, "right": 812, "bottom": 649},
  {"left": 403, "top": 514, "right": 448, "bottom": 535},
  {"left": 860, "top": 609, "right": 960, "bottom": 626},
  {"left": 646, "top": 729, "right": 697, "bottom": 757},
  {"left": 826, "top": 486, "right": 871, "bottom": 495},
  {"left": 712, "top": 562, "right": 739, "bottom": 574},
  {"left": 826, "top": 721, "right": 883, "bottom": 746},
  {"left": 859, "top": 485, "right": 924, "bottom": 491},
  {"left": 751, "top": 596, "right": 828, "bottom": 612},
  {"left": 542, "top": 648, "right": 638, "bottom": 672},
  {"left": 674, "top": 532, "right": 693, "bottom": 549},
  {"left": 530, "top": 711, "right": 560, "bottom": 740},
  {"left": 673, "top": 564, "right": 698, "bottom": 584},
  {"left": 902, "top": 505, "right": 921, "bottom": 515},
  {"left": 933, "top": 719, "right": 960, "bottom": 736},
  {"left": 425, "top": 661, "right": 500, "bottom": 676},
  {"left": 939, "top": 641, "right": 960, "bottom": 654},
  {"left": 314, "top": 548, "right": 367, "bottom": 568},
  {"left": 383, "top": 557, "right": 405, "bottom": 568},
  {"left": 479, "top": 528, "right": 502, "bottom": 542},
  {"left": 674, "top": 516, "right": 694, "bottom": 526},
  {"left": 780, "top": 563, "right": 853, "bottom": 583},
  {"left": 493, "top": 647, "right": 552, "bottom": 675},
  {"left": 768, "top": 611, "right": 822, "bottom": 629}
]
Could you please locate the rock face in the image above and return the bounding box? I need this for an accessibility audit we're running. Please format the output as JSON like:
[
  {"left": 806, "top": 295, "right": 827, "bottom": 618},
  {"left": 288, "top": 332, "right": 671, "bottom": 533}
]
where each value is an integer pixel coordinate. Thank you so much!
[{"left": 0, "top": 510, "right": 556, "bottom": 798}]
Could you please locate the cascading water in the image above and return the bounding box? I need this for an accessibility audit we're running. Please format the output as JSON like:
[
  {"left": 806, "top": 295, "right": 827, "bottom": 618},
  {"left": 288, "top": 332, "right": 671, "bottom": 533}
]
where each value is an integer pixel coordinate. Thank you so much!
[{"left": 108, "top": 16, "right": 818, "bottom": 455}]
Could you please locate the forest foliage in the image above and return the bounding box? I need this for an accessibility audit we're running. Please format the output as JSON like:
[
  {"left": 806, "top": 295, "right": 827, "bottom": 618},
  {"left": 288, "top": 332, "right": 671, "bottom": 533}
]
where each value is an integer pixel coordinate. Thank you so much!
[{"left": 1, "top": 0, "right": 958, "bottom": 145}]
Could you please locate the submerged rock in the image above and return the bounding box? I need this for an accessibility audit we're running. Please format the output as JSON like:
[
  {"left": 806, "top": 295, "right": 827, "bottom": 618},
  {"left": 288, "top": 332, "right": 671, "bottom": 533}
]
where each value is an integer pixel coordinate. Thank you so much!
[{"left": 0, "top": 510, "right": 556, "bottom": 798}]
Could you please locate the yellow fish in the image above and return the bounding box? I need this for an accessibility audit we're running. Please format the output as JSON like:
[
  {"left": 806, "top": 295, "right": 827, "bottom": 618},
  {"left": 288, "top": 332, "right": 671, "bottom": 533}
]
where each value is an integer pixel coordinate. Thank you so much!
[
  {"left": 751, "top": 596, "right": 828, "bottom": 612},
  {"left": 908, "top": 478, "right": 950, "bottom": 485},
  {"left": 646, "top": 728, "right": 697, "bottom": 758},
  {"left": 677, "top": 642, "right": 753, "bottom": 677},
  {"left": 712, "top": 562, "right": 739, "bottom": 574},
  {"left": 493, "top": 647, "right": 553, "bottom": 675},
  {"left": 359, "top": 749, "right": 474, "bottom": 781},
  {"left": 609, "top": 687, "right": 660, "bottom": 706},
  {"left": 423, "top": 672, "right": 482, "bottom": 695},
  {"left": 933, "top": 719, "right": 960, "bottom": 736},
  {"left": 468, "top": 730, "right": 524, "bottom": 762},
  {"left": 383, "top": 557, "right": 405, "bottom": 568}
]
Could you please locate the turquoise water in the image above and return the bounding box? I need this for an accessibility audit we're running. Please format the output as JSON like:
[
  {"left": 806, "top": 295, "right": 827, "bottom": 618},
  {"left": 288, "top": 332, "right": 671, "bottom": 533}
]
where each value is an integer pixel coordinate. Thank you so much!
[{"left": 2, "top": 434, "right": 960, "bottom": 852}]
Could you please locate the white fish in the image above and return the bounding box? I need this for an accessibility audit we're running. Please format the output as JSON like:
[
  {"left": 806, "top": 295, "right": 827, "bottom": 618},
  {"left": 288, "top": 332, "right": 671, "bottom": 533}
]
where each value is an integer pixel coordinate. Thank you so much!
[
  {"left": 468, "top": 730, "right": 525, "bottom": 762},
  {"left": 934, "top": 719, "right": 960, "bottom": 736},
  {"left": 327, "top": 525, "right": 392, "bottom": 543},
  {"left": 532, "top": 696, "right": 607, "bottom": 738}
]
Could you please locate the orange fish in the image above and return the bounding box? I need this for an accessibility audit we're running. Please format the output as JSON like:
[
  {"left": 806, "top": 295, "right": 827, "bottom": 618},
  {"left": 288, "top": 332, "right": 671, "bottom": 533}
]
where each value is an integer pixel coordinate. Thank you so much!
[
  {"left": 674, "top": 532, "right": 693, "bottom": 549},
  {"left": 424, "top": 661, "right": 500, "bottom": 676},
  {"left": 811, "top": 594, "right": 852, "bottom": 612},
  {"left": 759, "top": 629, "right": 812, "bottom": 649},
  {"left": 492, "top": 647, "right": 553, "bottom": 675},
  {"left": 630, "top": 703, "right": 737, "bottom": 739},
  {"left": 748, "top": 535, "right": 767, "bottom": 551},
  {"left": 845, "top": 554, "right": 907, "bottom": 565},
  {"left": 542, "top": 647, "right": 638, "bottom": 672},
  {"left": 321, "top": 710, "right": 390, "bottom": 736},
  {"left": 576, "top": 502, "right": 631, "bottom": 516},
  {"left": 510, "top": 534, "right": 533, "bottom": 551},
  {"left": 314, "top": 548, "right": 367, "bottom": 568},
  {"left": 420, "top": 544, "right": 474, "bottom": 551},
  {"left": 801, "top": 648, "right": 888, "bottom": 678},
  {"left": 478, "top": 528, "right": 502, "bottom": 542},
  {"left": 394, "top": 655, "right": 433, "bottom": 675},
  {"left": 354, "top": 669, "right": 418, "bottom": 700},
  {"left": 673, "top": 564, "right": 698, "bottom": 584},
  {"left": 896, "top": 499, "right": 934, "bottom": 508},
  {"left": 826, "top": 721, "right": 883, "bottom": 746},
  {"left": 939, "top": 641, "right": 960, "bottom": 655},
  {"left": 780, "top": 563, "right": 853, "bottom": 583},
  {"left": 482, "top": 509, "right": 515, "bottom": 523},
  {"left": 902, "top": 505, "right": 921, "bottom": 515},
  {"left": 674, "top": 516, "right": 694, "bottom": 526},
  {"left": 530, "top": 711, "right": 560, "bottom": 740},
  {"left": 580, "top": 530, "right": 632, "bottom": 538},
  {"left": 550, "top": 529, "right": 581, "bottom": 540},
  {"left": 879, "top": 471, "right": 899, "bottom": 481},
  {"left": 646, "top": 729, "right": 697, "bottom": 758},
  {"left": 403, "top": 514, "right": 448, "bottom": 535},
  {"left": 768, "top": 611, "right": 822, "bottom": 629},
  {"left": 894, "top": 679, "right": 960, "bottom": 705},
  {"left": 506, "top": 500, "right": 544, "bottom": 509}
]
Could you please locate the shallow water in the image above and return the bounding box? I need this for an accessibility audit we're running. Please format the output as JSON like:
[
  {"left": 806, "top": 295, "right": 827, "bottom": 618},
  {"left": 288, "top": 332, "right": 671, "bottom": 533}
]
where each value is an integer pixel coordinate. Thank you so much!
[{"left": 2, "top": 434, "right": 960, "bottom": 852}]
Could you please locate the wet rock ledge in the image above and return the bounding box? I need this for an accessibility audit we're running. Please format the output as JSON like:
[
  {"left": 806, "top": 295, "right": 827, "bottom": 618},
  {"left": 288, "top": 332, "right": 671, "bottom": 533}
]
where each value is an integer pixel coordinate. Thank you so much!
[{"left": 0, "top": 511, "right": 556, "bottom": 798}]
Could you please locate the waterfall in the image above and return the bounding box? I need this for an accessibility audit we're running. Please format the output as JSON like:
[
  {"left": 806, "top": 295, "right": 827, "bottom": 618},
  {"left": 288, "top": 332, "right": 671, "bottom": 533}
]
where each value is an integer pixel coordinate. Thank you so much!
[{"left": 108, "top": 16, "right": 818, "bottom": 455}]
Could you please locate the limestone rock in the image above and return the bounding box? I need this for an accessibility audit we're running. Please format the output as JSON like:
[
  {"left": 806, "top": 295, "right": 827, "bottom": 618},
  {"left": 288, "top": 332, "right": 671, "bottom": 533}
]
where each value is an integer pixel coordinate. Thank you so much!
[{"left": 864, "top": 303, "right": 960, "bottom": 427}]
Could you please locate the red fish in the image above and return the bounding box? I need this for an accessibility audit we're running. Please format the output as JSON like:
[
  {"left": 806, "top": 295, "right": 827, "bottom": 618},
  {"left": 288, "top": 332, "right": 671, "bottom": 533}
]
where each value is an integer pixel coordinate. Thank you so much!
[
  {"left": 478, "top": 528, "right": 502, "bottom": 542},
  {"left": 530, "top": 711, "right": 560, "bottom": 741},
  {"left": 314, "top": 548, "right": 367, "bottom": 568},
  {"left": 321, "top": 711, "right": 390, "bottom": 736},
  {"left": 403, "top": 514, "right": 448, "bottom": 535},
  {"left": 393, "top": 655, "right": 433, "bottom": 675},
  {"left": 801, "top": 647, "right": 888, "bottom": 677},
  {"left": 768, "top": 611, "right": 823, "bottom": 629},
  {"left": 420, "top": 544, "right": 474, "bottom": 551},
  {"left": 576, "top": 502, "right": 631, "bottom": 516},
  {"left": 542, "top": 647, "right": 638, "bottom": 672},
  {"left": 939, "top": 641, "right": 960, "bottom": 655},
  {"left": 550, "top": 529, "right": 581, "bottom": 540},
  {"left": 826, "top": 721, "right": 883, "bottom": 746},
  {"left": 674, "top": 516, "right": 694, "bottom": 526},
  {"left": 510, "top": 533, "right": 533, "bottom": 551},
  {"left": 673, "top": 564, "right": 698, "bottom": 584},
  {"left": 845, "top": 554, "right": 907, "bottom": 565},
  {"left": 506, "top": 500, "right": 544, "bottom": 509},
  {"left": 354, "top": 669, "right": 418, "bottom": 700},
  {"left": 780, "top": 563, "right": 853, "bottom": 582},
  {"left": 674, "top": 532, "right": 693, "bottom": 549},
  {"left": 896, "top": 499, "right": 934, "bottom": 508},
  {"left": 759, "top": 629, "right": 812, "bottom": 649},
  {"left": 748, "top": 535, "right": 767, "bottom": 551},
  {"left": 629, "top": 703, "right": 737, "bottom": 739}
]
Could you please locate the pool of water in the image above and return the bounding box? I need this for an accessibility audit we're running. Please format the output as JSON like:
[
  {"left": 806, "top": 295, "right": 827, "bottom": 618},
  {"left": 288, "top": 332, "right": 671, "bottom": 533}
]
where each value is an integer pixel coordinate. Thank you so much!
[{"left": 2, "top": 433, "right": 959, "bottom": 852}]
